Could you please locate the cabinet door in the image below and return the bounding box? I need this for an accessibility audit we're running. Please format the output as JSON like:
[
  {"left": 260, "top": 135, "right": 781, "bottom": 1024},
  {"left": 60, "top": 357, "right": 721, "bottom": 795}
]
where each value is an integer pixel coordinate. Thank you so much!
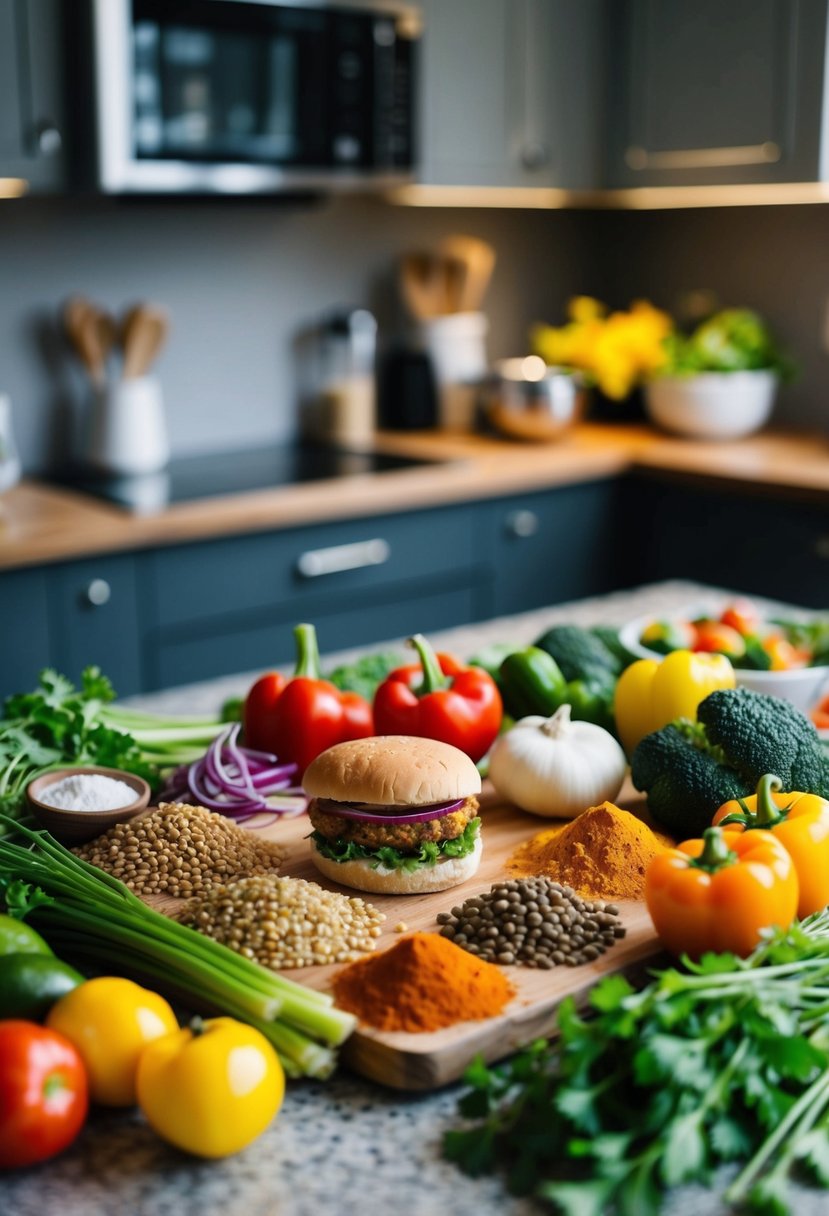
[
  {"left": 50, "top": 555, "right": 144, "bottom": 698},
  {"left": 608, "top": 0, "right": 828, "bottom": 187},
  {"left": 630, "top": 477, "right": 829, "bottom": 608},
  {"left": 0, "top": 0, "right": 66, "bottom": 192},
  {"left": 145, "top": 505, "right": 487, "bottom": 689},
  {"left": 486, "top": 481, "right": 624, "bottom": 618},
  {"left": 0, "top": 567, "right": 52, "bottom": 702},
  {"left": 417, "top": 0, "right": 602, "bottom": 189}
]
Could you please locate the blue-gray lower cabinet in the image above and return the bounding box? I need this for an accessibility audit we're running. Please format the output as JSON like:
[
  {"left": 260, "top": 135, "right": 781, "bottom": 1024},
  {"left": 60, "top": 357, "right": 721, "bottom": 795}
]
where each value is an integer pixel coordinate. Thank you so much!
[
  {"left": 628, "top": 476, "right": 829, "bottom": 608},
  {"left": 484, "top": 480, "right": 629, "bottom": 618},
  {"left": 0, "top": 566, "right": 51, "bottom": 697},
  {"left": 144, "top": 504, "right": 490, "bottom": 690},
  {"left": 49, "top": 554, "right": 144, "bottom": 698}
]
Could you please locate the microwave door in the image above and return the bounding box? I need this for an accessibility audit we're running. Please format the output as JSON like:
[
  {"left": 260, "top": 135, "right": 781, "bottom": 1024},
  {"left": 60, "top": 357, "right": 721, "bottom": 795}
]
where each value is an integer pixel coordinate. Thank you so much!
[{"left": 93, "top": 0, "right": 416, "bottom": 193}]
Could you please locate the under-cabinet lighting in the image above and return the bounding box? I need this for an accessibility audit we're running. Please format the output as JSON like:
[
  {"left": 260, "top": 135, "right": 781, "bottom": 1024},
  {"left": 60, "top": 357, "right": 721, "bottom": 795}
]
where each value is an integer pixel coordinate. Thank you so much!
[
  {"left": 388, "top": 181, "right": 829, "bottom": 210},
  {"left": 0, "top": 179, "right": 28, "bottom": 199}
]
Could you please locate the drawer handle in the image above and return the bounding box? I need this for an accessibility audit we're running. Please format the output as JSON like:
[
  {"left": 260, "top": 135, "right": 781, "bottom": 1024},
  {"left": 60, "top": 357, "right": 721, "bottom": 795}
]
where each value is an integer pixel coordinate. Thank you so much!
[
  {"left": 505, "top": 510, "right": 539, "bottom": 539},
  {"left": 296, "top": 538, "right": 391, "bottom": 579},
  {"left": 84, "top": 578, "right": 112, "bottom": 607}
]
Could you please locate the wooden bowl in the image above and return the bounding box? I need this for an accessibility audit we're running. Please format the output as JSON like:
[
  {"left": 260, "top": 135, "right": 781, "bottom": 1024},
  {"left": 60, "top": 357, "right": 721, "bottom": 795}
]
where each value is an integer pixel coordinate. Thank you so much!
[{"left": 27, "top": 767, "right": 151, "bottom": 844}]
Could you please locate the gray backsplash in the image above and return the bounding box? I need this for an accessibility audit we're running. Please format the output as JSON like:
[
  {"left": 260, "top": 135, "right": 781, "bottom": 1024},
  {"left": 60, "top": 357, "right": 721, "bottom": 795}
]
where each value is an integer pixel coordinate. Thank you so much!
[
  {"left": 593, "top": 204, "right": 829, "bottom": 433},
  {"left": 0, "top": 195, "right": 586, "bottom": 473},
  {"left": 0, "top": 195, "right": 826, "bottom": 473}
]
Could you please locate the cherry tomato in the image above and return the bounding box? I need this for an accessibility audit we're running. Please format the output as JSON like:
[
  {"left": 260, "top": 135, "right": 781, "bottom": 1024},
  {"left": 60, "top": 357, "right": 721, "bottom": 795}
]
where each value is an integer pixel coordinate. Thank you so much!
[
  {"left": 0, "top": 1020, "right": 88, "bottom": 1169},
  {"left": 719, "top": 600, "right": 760, "bottom": 637},
  {"left": 692, "top": 621, "right": 746, "bottom": 660},
  {"left": 811, "top": 695, "right": 829, "bottom": 730}
]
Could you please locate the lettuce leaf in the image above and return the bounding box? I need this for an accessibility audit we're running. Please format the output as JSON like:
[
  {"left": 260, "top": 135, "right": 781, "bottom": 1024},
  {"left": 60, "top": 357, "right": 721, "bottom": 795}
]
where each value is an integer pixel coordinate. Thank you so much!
[{"left": 311, "top": 817, "right": 480, "bottom": 873}]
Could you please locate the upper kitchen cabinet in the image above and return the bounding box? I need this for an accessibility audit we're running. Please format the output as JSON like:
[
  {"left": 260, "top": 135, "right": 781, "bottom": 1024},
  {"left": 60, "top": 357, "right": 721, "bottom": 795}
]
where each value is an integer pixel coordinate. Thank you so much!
[
  {"left": 416, "top": 0, "right": 604, "bottom": 190},
  {"left": 0, "top": 0, "right": 66, "bottom": 193},
  {"left": 607, "top": 0, "right": 829, "bottom": 188}
]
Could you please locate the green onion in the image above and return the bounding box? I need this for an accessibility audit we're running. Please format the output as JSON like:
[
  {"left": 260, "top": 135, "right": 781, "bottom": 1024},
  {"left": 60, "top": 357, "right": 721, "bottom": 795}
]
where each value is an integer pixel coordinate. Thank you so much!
[{"left": 0, "top": 816, "right": 355, "bottom": 1079}]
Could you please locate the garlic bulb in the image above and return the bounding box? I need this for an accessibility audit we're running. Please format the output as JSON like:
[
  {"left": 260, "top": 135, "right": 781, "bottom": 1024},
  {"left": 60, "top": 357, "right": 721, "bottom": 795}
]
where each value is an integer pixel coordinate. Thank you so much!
[{"left": 488, "top": 704, "right": 626, "bottom": 818}]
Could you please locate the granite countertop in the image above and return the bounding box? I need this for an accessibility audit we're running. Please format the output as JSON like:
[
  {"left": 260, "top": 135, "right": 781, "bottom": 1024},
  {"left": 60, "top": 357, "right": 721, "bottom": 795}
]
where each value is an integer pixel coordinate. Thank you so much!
[
  {"left": 1, "top": 424, "right": 828, "bottom": 572},
  {"left": 3, "top": 581, "right": 827, "bottom": 1216}
]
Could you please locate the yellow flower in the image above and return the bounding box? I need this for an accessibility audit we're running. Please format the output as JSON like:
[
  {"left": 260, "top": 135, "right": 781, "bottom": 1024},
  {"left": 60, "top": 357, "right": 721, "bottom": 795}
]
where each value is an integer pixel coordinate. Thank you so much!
[{"left": 531, "top": 299, "right": 673, "bottom": 399}]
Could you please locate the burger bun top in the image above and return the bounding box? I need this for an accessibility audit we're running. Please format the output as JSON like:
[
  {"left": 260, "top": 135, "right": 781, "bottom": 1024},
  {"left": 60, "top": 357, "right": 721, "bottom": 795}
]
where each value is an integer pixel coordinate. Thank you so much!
[{"left": 303, "top": 735, "right": 481, "bottom": 806}]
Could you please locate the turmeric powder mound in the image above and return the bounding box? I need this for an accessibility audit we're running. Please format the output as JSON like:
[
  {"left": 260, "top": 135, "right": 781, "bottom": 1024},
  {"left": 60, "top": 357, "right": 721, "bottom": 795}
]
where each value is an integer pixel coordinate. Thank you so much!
[
  {"left": 508, "top": 801, "right": 672, "bottom": 901},
  {"left": 332, "top": 931, "right": 515, "bottom": 1033}
]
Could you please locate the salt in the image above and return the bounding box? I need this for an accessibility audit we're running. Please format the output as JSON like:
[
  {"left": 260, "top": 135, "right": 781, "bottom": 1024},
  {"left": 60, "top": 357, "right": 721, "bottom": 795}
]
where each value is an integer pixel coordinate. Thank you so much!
[{"left": 39, "top": 773, "right": 138, "bottom": 812}]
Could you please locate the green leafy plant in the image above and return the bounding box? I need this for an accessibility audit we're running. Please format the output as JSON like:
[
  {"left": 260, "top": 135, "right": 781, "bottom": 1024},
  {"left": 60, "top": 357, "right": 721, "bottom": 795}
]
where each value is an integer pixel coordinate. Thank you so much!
[
  {"left": 444, "top": 910, "right": 829, "bottom": 1215},
  {"left": 660, "top": 308, "right": 795, "bottom": 381},
  {"left": 0, "top": 667, "right": 226, "bottom": 826}
]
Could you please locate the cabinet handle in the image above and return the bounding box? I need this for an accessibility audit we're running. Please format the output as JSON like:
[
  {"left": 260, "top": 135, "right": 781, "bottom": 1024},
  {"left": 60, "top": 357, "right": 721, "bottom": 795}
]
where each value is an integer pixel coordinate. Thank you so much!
[
  {"left": 520, "top": 143, "right": 550, "bottom": 171},
  {"left": 33, "top": 121, "right": 62, "bottom": 157},
  {"left": 505, "top": 510, "right": 539, "bottom": 539},
  {"left": 296, "top": 538, "right": 391, "bottom": 579},
  {"left": 84, "top": 578, "right": 112, "bottom": 607},
  {"left": 815, "top": 537, "right": 829, "bottom": 561},
  {"left": 625, "top": 141, "right": 780, "bottom": 172}
]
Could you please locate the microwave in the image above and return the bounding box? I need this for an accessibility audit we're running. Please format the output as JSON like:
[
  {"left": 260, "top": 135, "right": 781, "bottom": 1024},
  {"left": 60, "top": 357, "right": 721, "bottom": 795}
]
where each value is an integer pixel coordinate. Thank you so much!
[{"left": 91, "top": 0, "right": 420, "bottom": 193}]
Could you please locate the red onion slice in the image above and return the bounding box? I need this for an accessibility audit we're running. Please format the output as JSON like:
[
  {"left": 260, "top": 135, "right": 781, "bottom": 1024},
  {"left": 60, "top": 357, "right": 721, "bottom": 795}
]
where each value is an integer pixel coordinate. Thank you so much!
[{"left": 313, "top": 797, "right": 465, "bottom": 825}]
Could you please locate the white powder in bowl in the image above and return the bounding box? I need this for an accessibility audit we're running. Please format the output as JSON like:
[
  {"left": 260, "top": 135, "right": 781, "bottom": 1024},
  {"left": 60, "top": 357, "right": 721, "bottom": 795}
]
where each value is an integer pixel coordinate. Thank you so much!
[{"left": 38, "top": 773, "right": 139, "bottom": 812}]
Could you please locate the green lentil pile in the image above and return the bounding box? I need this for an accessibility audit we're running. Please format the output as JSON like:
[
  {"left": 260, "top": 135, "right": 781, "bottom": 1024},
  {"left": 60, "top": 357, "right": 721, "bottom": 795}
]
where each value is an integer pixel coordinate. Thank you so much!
[
  {"left": 74, "top": 802, "right": 286, "bottom": 898},
  {"left": 179, "top": 874, "right": 386, "bottom": 969},
  {"left": 436, "top": 877, "right": 626, "bottom": 968}
]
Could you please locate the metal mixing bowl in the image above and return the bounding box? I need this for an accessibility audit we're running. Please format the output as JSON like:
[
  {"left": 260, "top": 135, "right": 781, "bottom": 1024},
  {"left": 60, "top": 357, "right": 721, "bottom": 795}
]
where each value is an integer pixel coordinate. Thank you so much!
[{"left": 485, "top": 357, "right": 587, "bottom": 441}]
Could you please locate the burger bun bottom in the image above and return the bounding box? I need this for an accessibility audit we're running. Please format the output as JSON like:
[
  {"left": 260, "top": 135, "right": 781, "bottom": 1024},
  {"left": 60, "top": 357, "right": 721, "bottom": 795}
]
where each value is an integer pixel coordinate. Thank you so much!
[{"left": 310, "top": 835, "right": 482, "bottom": 896}]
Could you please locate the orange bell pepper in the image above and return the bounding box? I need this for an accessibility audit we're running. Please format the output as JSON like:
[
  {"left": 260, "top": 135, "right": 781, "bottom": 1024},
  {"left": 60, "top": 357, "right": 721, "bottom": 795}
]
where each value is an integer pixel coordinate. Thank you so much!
[
  {"left": 645, "top": 825, "right": 798, "bottom": 959},
  {"left": 713, "top": 773, "right": 829, "bottom": 918}
]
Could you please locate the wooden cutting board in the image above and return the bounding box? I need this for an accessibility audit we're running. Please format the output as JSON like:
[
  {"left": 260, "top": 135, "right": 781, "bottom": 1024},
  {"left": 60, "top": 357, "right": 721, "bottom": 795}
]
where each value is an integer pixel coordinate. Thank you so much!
[{"left": 149, "top": 782, "right": 667, "bottom": 1091}]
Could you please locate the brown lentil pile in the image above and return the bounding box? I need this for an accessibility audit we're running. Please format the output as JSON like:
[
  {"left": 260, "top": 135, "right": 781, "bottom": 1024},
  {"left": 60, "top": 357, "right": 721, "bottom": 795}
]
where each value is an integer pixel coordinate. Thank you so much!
[
  {"left": 73, "top": 802, "right": 286, "bottom": 897},
  {"left": 436, "top": 876, "right": 626, "bottom": 969},
  {"left": 179, "top": 875, "right": 385, "bottom": 969}
]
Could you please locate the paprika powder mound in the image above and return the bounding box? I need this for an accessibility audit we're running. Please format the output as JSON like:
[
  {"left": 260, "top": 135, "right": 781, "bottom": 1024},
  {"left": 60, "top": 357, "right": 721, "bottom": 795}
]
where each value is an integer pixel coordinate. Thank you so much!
[
  {"left": 508, "top": 802, "right": 672, "bottom": 901},
  {"left": 332, "top": 932, "right": 515, "bottom": 1033}
]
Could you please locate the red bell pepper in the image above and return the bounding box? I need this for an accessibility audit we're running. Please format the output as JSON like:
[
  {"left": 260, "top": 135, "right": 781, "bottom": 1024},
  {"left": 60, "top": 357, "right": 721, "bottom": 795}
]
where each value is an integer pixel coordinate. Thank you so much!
[
  {"left": 243, "top": 623, "right": 373, "bottom": 776},
  {"left": 373, "top": 633, "right": 502, "bottom": 762}
]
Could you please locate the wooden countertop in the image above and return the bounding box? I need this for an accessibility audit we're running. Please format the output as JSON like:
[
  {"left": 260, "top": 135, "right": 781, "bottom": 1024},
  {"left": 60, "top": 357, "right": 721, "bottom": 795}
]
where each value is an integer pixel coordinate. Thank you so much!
[{"left": 1, "top": 423, "right": 827, "bottom": 572}]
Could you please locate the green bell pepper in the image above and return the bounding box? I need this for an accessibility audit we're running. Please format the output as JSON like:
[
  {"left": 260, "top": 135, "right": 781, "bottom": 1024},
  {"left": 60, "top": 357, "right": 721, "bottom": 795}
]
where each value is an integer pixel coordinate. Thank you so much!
[{"left": 498, "top": 647, "right": 567, "bottom": 720}]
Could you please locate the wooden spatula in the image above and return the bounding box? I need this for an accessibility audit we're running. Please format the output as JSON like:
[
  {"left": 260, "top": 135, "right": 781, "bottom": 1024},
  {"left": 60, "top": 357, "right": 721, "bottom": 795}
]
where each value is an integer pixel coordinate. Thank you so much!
[
  {"left": 63, "top": 296, "right": 108, "bottom": 388},
  {"left": 121, "top": 304, "right": 170, "bottom": 380},
  {"left": 436, "top": 235, "right": 496, "bottom": 313}
]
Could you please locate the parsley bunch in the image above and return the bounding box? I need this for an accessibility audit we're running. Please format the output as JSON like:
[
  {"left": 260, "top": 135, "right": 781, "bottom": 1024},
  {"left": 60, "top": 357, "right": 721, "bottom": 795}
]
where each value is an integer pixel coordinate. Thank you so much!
[
  {"left": 444, "top": 909, "right": 829, "bottom": 1215},
  {"left": 0, "top": 667, "right": 153, "bottom": 823}
]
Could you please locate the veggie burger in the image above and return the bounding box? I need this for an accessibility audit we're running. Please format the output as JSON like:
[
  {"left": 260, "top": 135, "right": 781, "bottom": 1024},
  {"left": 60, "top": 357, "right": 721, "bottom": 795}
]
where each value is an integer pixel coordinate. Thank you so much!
[{"left": 303, "top": 735, "right": 482, "bottom": 894}]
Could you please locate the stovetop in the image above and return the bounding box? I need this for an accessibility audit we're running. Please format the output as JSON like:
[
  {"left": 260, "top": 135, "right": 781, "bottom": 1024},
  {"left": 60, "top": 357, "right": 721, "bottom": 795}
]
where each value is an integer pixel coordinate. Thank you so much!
[{"left": 53, "top": 443, "right": 440, "bottom": 514}]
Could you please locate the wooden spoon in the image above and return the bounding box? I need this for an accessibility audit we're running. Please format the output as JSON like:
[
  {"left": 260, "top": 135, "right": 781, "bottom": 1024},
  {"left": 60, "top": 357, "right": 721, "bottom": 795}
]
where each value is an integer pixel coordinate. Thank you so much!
[
  {"left": 121, "top": 304, "right": 170, "bottom": 380},
  {"left": 63, "top": 296, "right": 107, "bottom": 387},
  {"left": 436, "top": 236, "right": 496, "bottom": 313}
]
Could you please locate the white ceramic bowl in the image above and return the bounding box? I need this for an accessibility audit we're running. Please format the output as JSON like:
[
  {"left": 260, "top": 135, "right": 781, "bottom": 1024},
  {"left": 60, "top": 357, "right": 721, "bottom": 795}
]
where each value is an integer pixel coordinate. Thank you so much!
[
  {"left": 619, "top": 612, "right": 829, "bottom": 714},
  {"left": 645, "top": 370, "right": 777, "bottom": 440}
]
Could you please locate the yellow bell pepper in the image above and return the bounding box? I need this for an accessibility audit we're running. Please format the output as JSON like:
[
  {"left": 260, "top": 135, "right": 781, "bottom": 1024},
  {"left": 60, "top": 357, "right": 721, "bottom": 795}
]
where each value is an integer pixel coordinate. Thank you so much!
[
  {"left": 136, "top": 1016, "right": 284, "bottom": 1158},
  {"left": 46, "top": 976, "right": 178, "bottom": 1107},
  {"left": 614, "top": 649, "right": 735, "bottom": 756}
]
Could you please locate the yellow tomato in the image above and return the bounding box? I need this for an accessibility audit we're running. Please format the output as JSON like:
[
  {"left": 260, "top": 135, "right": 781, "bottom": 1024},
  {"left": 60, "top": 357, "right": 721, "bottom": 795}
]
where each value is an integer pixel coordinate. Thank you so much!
[
  {"left": 136, "top": 1017, "right": 284, "bottom": 1158},
  {"left": 46, "top": 977, "right": 178, "bottom": 1106}
]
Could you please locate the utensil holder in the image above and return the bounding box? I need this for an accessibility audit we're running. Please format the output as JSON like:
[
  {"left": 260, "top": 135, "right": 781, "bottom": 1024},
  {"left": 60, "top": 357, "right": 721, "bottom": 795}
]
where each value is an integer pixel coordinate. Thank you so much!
[
  {"left": 0, "top": 393, "right": 21, "bottom": 493},
  {"left": 87, "top": 377, "right": 169, "bottom": 475}
]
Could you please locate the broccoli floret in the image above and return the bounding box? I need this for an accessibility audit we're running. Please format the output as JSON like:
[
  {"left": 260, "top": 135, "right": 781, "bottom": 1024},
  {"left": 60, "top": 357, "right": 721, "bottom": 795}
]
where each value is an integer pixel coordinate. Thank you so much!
[
  {"left": 631, "top": 722, "right": 751, "bottom": 837},
  {"left": 534, "top": 625, "right": 622, "bottom": 683},
  {"left": 631, "top": 687, "right": 829, "bottom": 838},
  {"left": 698, "top": 686, "right": 828, "bottom": 796}
]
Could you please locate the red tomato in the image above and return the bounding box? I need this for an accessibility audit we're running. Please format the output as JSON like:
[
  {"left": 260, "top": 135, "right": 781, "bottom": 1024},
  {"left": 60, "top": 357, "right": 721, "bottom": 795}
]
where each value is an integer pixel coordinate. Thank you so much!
[
  {"left": 719, "top": 600, "right": 759, "bottom": 636},
  {"left": 763, "top": 635, "right": 809, "bottom": 671},
  {"left": 0, "top": 1021, "right": 88, "bottom": 1169},
  {"left": 692, "top": 621, "right": 746, "bottom": 660}
]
